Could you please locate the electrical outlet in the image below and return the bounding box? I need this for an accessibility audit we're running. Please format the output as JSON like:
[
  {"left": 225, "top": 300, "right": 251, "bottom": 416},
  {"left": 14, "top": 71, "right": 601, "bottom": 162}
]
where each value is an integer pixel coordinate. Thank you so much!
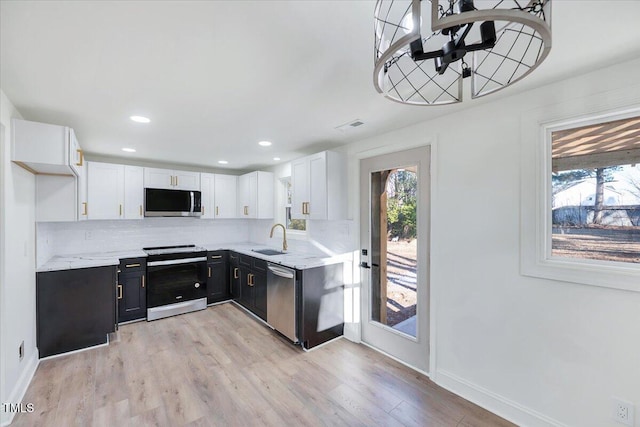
[
  {"left": 18, "top": 341, "right": 24, "bottom": 361},
  {"left": 612, "top": 397, "right": 635, "bottom": 426}
]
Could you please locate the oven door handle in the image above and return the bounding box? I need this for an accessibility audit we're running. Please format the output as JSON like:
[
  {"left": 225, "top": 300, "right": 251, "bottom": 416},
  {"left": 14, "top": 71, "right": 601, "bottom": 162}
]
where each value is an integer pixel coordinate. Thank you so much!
[{"left": 147, "top": 256, "right": 207, "bottom": 267}]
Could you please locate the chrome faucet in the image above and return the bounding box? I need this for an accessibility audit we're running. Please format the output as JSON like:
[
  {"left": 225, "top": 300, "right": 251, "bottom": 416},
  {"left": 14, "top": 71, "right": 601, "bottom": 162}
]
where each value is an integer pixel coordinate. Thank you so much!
[{"left": 269, "top": 223, "right": 288, "bottom": 252}]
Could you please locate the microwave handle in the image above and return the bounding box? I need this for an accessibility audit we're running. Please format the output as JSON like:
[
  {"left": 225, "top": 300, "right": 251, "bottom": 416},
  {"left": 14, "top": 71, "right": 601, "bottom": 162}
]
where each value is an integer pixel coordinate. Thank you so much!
[{"left": 190, "top": 191, "right": 194, "bottom": 213}]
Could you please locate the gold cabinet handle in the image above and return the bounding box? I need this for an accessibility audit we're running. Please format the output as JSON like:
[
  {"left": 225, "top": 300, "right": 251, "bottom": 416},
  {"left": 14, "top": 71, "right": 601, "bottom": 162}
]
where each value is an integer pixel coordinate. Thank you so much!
[
  {"left": 125, "top": 263, "right": 141, "bottom": 268},
  {"left": 175, "top": 176, "right": 178, "bottom": 187},
  {"left": 139, "top": 205, "right": 143, "bottom": 216},
  {"left": 244, "top": 206, "right": 248, "bottom": 216},
  {"left": 76, "top": 149, "right": 84, "bottom": 166},
  {"left": 202, "top": 206, "right": 205, "bottom": 214},
  {"left": 210, "top": 255, "right": 222, "bottom": 259},
  {"left": 141, "top": 275, "right": 145, "bottom": 288},
  {"left": 117, "top": 284, "right": 123, "bottom": 299},
  {"left": 119, "top": 204, "right": 123, "bottom": 216},
  {"left": 82, "top": 202, "right": 87, "bottom": 216},
  {"left": 208, "top": 266, "right": 212, "bottom": 278},
  {"left": 216, "top": 206, "right": 219, "bottom": 216},
  {"left": 234, "top": 267, "right": 239, "bottom": 279}
]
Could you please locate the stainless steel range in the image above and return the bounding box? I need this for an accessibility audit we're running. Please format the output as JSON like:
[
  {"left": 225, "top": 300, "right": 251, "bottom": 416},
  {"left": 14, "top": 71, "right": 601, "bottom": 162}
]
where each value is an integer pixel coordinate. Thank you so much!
[{"left": 143, "top": 245, "right": 208, "bottom": 321}]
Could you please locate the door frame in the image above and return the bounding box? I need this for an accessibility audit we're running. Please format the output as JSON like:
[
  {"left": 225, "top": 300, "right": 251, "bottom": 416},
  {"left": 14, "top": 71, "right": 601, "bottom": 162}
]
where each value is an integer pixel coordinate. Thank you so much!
[{"left": 356, "top": 143, "right": 436, "bottom": 375}]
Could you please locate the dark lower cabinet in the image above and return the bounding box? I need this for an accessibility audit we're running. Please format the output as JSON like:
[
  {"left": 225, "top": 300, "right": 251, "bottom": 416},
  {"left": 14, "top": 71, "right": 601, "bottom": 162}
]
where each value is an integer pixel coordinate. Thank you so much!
[
  {"left": 298, "top": 263, "right": 344, "bottom": 349},
  {"left": 236, "top": 254, "right": 267, "bottom": 321},
  {"left": 229, "top": 252, "right": 241, "bottom": 299},
  {"left": 117, "top": 258, "right": 146, "bottom": 323},
  {"left": 37, "top": 266, "right": 117, "bottom": 358},
  {"left": 207, "top": 251, "right": 230, "bottom": 304}
]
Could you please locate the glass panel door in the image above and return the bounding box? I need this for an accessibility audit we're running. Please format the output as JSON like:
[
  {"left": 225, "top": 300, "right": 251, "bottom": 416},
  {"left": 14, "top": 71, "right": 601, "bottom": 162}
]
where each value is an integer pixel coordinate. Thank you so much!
[{"left": 360, "top": 146, "right": 430, "bottom": 372}]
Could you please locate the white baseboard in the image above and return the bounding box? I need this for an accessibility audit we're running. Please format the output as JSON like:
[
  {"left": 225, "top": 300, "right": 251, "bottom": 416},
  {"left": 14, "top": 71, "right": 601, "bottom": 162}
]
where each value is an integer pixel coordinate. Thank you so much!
[
  {"left": 436, "top": 369, "right": 567, "bottom": 427},
  {"left": 1, "top": 349, "right": 39, "bottom": 427}
]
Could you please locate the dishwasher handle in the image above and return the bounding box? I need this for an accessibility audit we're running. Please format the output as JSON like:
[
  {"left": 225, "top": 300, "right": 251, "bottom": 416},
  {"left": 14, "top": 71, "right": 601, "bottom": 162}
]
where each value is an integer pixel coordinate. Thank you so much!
[{"left": 267, "top": 264, "right": 294, "bottom": 279}]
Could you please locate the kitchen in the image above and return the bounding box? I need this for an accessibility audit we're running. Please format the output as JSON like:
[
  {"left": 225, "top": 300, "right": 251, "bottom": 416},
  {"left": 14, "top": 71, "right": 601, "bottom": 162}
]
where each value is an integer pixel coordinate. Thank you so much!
[{"left": 2, "top": 1, "right": 640, "bottom": 427}]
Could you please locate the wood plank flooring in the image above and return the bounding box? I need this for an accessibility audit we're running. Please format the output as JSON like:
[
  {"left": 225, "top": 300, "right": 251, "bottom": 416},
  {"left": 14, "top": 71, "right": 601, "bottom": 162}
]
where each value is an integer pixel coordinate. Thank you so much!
[{"left": 11, "top": 303, "right": 515, "bottom": 427}]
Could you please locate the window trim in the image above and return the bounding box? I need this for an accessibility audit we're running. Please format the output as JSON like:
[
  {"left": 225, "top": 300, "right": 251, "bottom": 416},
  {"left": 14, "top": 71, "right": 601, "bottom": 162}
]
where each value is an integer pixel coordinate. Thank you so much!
[{"left": 520, "top": 103, "right": 640, "bottom": 292}]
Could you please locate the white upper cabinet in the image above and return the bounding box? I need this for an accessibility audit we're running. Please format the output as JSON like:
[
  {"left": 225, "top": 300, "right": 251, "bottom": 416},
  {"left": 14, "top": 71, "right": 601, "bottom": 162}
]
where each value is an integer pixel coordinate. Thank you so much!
[
  {"left": 88, "top": 163, "right": 144, "bottom": 220},
  {"left": 199, "top": 173, "right": 239, "bottom": 219},
  {"left": 291, "top": 151, "right": 346, "bottom": 220},
  {"left": 88, "top": 162, "right": 125, "bottom": 220},
  {"left": 124, "top": 166, "right": 144, "bottom": 219},
  {"left": 238, "top": 171, "right": 273, "bottom": 219},
  {"left": 144, "top": 167, "right": 200, "bottom": 191},
  {"left": 214, "top": 174, "right": 238, "bottom": 218},
  {"left": 11, "top": 118, "right": 84, "bottom": 176}
]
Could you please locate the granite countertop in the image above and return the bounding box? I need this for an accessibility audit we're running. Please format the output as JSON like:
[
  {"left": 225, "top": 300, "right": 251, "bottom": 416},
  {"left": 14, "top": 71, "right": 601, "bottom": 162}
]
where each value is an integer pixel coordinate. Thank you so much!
[
  {"left": 37, "top": 243, "right": 351, "bottom": 272},
  {"left": 37, "top": 249, "right": 147, "bottom": 272}
]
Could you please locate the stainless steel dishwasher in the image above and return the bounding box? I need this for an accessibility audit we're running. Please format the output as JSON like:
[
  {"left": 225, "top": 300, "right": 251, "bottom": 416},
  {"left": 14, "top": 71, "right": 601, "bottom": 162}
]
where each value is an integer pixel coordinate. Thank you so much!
[{"left": 267, "top": 263, "right": 298, "bottom": 343}]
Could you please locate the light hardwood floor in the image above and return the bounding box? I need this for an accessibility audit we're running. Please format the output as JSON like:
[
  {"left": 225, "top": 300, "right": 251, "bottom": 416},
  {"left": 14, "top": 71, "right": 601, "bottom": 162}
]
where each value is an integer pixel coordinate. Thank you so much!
[{"left": 12, "top": 303, "right": 515, "bottom": 427}]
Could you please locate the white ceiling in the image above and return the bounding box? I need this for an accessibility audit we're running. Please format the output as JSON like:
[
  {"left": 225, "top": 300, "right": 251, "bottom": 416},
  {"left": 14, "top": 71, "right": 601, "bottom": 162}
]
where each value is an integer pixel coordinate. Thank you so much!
[{"left": 2, "top": 1, "right": 640, "bottom": 171}]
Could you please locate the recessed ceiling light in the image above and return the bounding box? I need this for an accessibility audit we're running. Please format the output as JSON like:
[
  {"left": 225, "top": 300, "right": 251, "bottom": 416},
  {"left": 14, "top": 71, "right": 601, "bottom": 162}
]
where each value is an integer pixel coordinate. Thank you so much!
[
  {"left": 122, "top": 148, "right": 136, "bottom": 153},
  {"left": 130, "top": 115, "right": 151, "bottom": 123},
  {"left": 258, "top": 140, "right": 272, "bottom": 147},
  {"left": 218, "top": 160, "right": 229, "bottom": 165},
  {"left": 273, "top": 157, "right": 281, "bottom": 161}
]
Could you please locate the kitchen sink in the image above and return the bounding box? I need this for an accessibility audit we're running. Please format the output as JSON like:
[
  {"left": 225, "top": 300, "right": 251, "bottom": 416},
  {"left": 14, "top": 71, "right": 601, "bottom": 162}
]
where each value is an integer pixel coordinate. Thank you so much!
[{"left": 252, "top": 249, "right": 286, "bottom": 256}]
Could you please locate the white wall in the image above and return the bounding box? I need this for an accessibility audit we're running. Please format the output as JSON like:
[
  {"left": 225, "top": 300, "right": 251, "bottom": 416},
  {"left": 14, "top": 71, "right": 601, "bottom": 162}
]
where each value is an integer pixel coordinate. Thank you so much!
[
  {"left": 0, "top": 90, "right": 37, "bottom": 426},
  {"left": 338, "top": 58, "right": 640, "bottom": 427}
]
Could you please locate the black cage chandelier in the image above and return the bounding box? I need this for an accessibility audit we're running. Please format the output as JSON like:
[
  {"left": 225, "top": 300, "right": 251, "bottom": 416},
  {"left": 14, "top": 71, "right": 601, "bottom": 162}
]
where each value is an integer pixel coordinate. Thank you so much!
[{"left": 374, "top": 0, "right": 552, "bottom": 105}]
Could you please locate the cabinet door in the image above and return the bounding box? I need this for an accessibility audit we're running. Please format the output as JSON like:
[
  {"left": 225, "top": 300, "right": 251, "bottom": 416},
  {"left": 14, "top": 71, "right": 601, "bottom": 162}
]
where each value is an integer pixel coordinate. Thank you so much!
[
  {"left": 239, "top": 267, "right": 254, "bottom": 309},
  {"left": 290, "top": 157, "right": 309, "bottom": 219},
  {"left": 200, "top": 173, "right": 215, "bottom": 219},
  {"left": 174, "top": 170, "right": 200, "bottom": 191},
  {"left": 308, "top": 152, "right": 327, "bottom": 220},
  {"left": 124, "top": 166, "right": 144, "bottom": 219},
  {"left": 238, "top": 173, "right": 256, "bottom": 218},
  {"left": 229, "top": 254, "right": 241, "bottom": 299},
  {"left": 117, "top": 271, "right": 146, "bottom": 322},
  {"left": 88, "top": 162, "right": 125, "bottom": 220},
  {"left": 214, "top": 174, "right": 237, "bottom": 218},
  {"left": 252, "top": 270, "right": 267, "bottom": 321},
  {"left": 207, "top": 253, "right": 229, "bottom": 304},
  {"left": 144, "top": 167, "right": 173, "bottom": 189},
  {"left": 77, "top": 156, "right": 88, "bottom": 221},
  {"left": 68, "top": 128, "right": 83, "bottom": 177}
]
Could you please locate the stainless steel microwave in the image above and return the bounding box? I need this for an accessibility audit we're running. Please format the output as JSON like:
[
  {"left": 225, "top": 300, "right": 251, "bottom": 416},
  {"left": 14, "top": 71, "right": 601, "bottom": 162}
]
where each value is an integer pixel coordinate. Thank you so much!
[{"left": 144, "top": 188, "right": 202, "bottom": 217}]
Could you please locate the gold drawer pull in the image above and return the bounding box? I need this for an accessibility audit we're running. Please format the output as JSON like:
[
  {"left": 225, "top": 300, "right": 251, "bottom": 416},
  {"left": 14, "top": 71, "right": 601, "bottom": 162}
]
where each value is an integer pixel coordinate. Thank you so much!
[
  {"left": 210, "top": 255, "right": 222, "bottom": 259},
  {"left": 117, "top": 285, "right": 123, "bottom": 299},
  {"left": 234, "top": 268, "right": 239, "bottom": 279},
  {"left": 125, "top": 263, "right": 141, "bottom": 268}
]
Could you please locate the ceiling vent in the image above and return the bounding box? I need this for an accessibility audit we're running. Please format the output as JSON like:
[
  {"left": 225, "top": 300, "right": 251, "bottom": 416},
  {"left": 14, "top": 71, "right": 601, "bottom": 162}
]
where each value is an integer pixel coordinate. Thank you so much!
[{"left": 335, "top": 119, "right": 365, "bottom": 133}]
